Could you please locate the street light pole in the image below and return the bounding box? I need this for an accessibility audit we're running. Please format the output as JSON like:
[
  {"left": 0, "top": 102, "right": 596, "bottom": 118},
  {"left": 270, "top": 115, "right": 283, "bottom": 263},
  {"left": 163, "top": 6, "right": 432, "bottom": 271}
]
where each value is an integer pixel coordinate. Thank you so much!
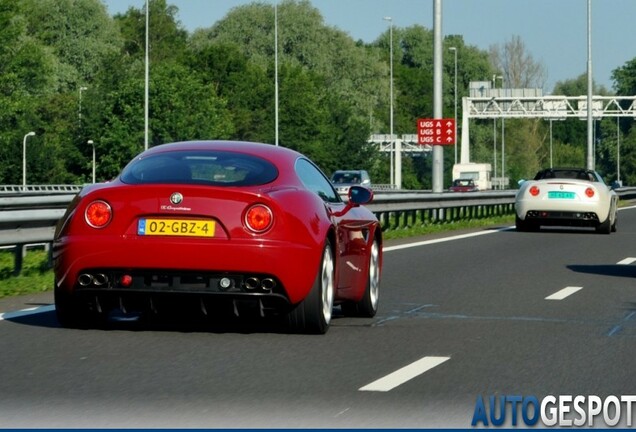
[
  {"left": 495, "top": 75, "right": 505, "bottom": 186},
  {"left": 586, "top": 0, "right": 593, "bottom": 170},
  {"left": 383, "top": 16, "right": 394, "bottom": 187},
  {"left": 449, "top": 46, "right": 457, "bottom": 165},
  {"left": 22, "top": 131, "right": 36, "bottom": 190},
  {"left": 431, "top": 0, "right": 444, "bottom": 192},
  {"left": 617, "top": 116, "right": 621, "bottom": 185},
  {"left": 88, "top": 140, "right": 95, "bottom": 183},
  {"left": 492, "top": 74, "right": 502, "bottom": 189},
  {"left": 144, "top": 0, "right": 149, "bottom": 150},
  {"left": 549, "top": 119, "right": 553, "bottom": 168},
  {"left": 275, "top": 2, "right": 279, "bottom": 146},
  {"left": 493, "top": 118, "right": 497, "bottom": 188}
]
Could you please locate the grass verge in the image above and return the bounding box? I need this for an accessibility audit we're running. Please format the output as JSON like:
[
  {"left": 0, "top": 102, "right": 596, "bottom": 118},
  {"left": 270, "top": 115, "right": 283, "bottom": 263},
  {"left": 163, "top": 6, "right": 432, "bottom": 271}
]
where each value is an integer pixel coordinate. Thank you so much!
[
  {"left": 0, "top": 214, "right": 515, "bottom": 299},
  {"left": 381, "top": 214, "right": 514, "bottom": 240},
  {"left": 0, "top": 247, "right": 53, "bottom": 298}
]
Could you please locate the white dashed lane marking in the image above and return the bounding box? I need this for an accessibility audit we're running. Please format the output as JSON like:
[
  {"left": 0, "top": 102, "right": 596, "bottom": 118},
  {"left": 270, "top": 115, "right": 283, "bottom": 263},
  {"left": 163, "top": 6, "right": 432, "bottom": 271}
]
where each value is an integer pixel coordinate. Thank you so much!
[
  {"left": 359, "top": 356, "right": 451, "bottom": 392},
  {"left": 617, "top": 257, "right": 636, "bottom": 265},
  {"left": 545, "top": 286, "right": 583, "bottom": 301}
]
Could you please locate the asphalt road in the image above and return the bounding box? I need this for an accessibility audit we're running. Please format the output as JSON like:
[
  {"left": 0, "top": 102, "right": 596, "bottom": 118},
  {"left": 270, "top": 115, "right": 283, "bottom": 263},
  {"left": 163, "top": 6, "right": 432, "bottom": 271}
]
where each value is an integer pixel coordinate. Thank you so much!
[{"left": 2, "top": 207, "right": 636, "bottom": 428}]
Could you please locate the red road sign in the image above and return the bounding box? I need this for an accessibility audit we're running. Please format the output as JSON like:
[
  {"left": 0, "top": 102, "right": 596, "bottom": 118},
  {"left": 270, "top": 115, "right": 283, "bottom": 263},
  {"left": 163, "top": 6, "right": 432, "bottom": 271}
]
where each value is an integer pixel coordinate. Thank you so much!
[{"left": 417, "top": 118, "right": 456, "bottom": 145}]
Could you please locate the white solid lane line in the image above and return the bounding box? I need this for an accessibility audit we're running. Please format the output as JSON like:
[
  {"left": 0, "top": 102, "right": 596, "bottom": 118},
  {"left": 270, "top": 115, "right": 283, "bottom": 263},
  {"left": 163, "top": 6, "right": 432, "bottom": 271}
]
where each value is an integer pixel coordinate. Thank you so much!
[
  {"left": 359, "top": 356, "right": 451, "bottom": 392},
  {"left": 0, "top": 304, "right": 55, "bottom": 321},
  {"left": 545, "top": 286, "right": 583, "bottom": 301},
  {"left": 617, "top": 258, "right": 636, "bottom": 265},
  {"left": 383, "top": 226, "right": 514, "bottom": 252}
]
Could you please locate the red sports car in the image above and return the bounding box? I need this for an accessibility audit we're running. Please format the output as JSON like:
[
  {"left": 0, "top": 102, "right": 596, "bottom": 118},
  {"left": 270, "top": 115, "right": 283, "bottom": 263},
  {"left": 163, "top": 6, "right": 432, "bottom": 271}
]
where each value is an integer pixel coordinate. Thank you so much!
[{"left": 53, "top": 141, "right": 382, "bottom": 334}]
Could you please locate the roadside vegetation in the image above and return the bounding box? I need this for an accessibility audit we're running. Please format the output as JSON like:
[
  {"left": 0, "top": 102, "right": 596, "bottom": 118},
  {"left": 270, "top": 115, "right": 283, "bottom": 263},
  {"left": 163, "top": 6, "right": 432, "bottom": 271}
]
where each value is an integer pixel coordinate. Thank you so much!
[
  {"left": 0, "top": 214, "right": 514, "bottom": 299},
  {"left": 0, "top": 248, "right": 53, "bottom": 298},
  {"left": 1, "top": 0, "right": 635, "bottom": 190}
]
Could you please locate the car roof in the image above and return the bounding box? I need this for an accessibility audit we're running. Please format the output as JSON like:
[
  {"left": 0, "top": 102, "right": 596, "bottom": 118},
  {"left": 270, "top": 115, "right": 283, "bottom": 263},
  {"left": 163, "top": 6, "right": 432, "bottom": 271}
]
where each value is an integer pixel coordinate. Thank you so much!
[
  {"left": 126, "top": 140, "right": 317, "bottom": 188},
  {"left": 534, "top": 167, "right": 596, "bottom": 180},
  {"left": 143, "top": 140, "right": 303, "bottom": 163}
]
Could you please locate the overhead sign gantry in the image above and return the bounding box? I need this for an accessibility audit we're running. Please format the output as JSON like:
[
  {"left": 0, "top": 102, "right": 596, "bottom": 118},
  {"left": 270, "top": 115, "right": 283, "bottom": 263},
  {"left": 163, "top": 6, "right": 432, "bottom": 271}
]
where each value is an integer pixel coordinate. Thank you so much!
[{"left": 460, "top": 82, "right": 636, "bottom": 165}]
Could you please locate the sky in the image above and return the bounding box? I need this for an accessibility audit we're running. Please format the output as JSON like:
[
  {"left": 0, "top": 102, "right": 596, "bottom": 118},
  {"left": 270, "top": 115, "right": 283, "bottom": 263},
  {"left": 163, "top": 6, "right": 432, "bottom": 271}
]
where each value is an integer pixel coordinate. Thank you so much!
[{"left": 102, "top": 0, "right": 636, "bottom": 93}]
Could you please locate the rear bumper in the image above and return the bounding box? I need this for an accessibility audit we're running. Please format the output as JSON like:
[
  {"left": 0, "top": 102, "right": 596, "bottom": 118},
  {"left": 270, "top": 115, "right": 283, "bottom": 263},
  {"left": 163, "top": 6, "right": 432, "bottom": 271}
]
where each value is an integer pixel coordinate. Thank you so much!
[
  {"left": 515, "top": 199, "right": 609, "bottom": 223},
  {"left": 53, "top": 236, "right": 320, "bottom": 305},
  {"left": 521, "top": 210, "right": 600, "bottom": 227}
]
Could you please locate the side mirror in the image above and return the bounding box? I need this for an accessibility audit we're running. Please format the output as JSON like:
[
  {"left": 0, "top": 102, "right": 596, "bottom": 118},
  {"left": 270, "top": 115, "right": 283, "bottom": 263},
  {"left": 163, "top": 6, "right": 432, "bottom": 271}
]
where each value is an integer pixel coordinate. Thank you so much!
[
  {"left": 330, "top": 186, "right": 373, "bottom": 217},
  {"left": 348, "top": 185, "right": 373, "bottom": 205}
]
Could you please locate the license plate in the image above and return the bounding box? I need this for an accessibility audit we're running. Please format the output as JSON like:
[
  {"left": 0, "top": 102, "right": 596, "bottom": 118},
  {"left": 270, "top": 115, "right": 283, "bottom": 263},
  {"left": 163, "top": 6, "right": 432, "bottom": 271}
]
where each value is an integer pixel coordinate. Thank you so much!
[
  {"left": 138, "top": 218, "right": 215, "bottom": 237},
  {"left": 548, "top": 191, "right": 575, "bottom": 199}
]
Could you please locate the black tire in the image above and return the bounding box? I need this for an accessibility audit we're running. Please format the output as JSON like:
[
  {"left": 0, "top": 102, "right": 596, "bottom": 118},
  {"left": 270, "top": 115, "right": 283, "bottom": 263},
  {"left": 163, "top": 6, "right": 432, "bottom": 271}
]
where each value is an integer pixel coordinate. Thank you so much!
[
  {"left": 342, "top": 236, "right": 380, "bottom": 318},
  {"left": 596, "top": 217, "right": 612, "bottom": 234},
  {"left": 286, "top": 240, "right": 335, "bottom": 334},
  {"left": 515, "top": 215, "right": 530, "bottom": 232},
  {"left": 54, "top": 286, "right": 86, "bottom": 328}
]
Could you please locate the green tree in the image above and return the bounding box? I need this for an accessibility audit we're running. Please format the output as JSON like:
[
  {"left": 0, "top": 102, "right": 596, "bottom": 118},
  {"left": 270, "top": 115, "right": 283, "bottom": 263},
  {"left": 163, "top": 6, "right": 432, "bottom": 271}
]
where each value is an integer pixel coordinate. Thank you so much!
[
  {"left": 552, "top": 74, "right": 611, "bottom": 143},
  {"left": 0, "top": 0, "right": 56, "bottom": 184},
  {"left": 191, "top": 0, "right": 384, "bottom": 131},
  {"left": 549, "top": 74, "right": 615, "bottom": 179},
  {"left": 612, "top": 58, "right": 636, "bottom": 96},
  {"left": 504, "top": 119, "right": 543, "bottom": 183},
  {"left": 186, "top": 43, "right": 273, "bottom": 142},
  {"left": 82, "top": 59, "right": 234, "bottom": 180},
  {"left": 610, "top": 58, "right": 636, "bottom": 185},
  {"left": 21, "top": 0, "right": 122, "bottom": 92},
  {"left": 149, "top": 62, "right": 234, "bottom": 144},
  {"left": 115, "top": 0, "right": 187, "bottom": 63}
]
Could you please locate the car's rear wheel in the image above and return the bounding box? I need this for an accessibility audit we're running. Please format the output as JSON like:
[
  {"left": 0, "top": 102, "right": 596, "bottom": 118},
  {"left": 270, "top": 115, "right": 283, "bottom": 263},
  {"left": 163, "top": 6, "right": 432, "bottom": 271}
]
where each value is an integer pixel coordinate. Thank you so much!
[
  {"left": 517, "top": 216, "right": 540, "bottom": 232},
  {"left": 286, "top": 240, "right": 334, "bottom": 334},
  {"left": 515, "top": 215, "right": 531, "bottom": 232},
  {"left": 54, "top": 286, "right": 87, "bottom": 329},
  {"left": 596, "top": 216, "right": 612, "bottom": 234},
  {"left": 342, "top": 236, "right": 380, "bottom": 317}
]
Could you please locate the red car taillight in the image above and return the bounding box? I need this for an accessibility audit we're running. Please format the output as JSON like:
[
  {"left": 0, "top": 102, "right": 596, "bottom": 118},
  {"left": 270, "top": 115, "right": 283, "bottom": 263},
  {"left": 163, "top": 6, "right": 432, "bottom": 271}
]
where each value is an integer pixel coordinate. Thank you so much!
[
  {"left": 85, "top": 200, "right": 112, "bottom": 228},
  {"left": 244, "top": 204, "right": 273, "bottom": 233},
  {"left": 585, "top": 187, "right": 595, "bottom": 198},
  {"left": 529, "top": 186, "right": 540, "bottom": 196}
]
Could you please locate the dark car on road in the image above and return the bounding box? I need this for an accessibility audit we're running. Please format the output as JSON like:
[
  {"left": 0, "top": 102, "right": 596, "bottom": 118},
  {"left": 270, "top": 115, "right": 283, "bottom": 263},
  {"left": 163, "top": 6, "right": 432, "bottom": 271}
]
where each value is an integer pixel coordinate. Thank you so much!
[
  {"left": 449, "top": 178, "right": 478, "bottom": 192},
  {"left": 331, "top": 170, "right": 371, "bottom": 195}
]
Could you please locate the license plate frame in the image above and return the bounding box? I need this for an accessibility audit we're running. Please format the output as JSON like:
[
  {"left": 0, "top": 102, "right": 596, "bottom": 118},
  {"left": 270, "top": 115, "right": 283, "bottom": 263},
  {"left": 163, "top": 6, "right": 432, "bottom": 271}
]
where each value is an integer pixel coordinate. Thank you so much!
[{"left": 138, "top": 218, "right": 216, "bottom": 237}]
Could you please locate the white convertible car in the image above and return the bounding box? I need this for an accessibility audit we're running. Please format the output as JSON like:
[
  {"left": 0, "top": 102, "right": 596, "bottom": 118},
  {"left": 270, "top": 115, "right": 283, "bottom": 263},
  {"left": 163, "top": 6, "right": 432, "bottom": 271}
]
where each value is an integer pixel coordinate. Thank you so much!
[{"left": 515, "top": 168, "right": 618, "bottom": 233}]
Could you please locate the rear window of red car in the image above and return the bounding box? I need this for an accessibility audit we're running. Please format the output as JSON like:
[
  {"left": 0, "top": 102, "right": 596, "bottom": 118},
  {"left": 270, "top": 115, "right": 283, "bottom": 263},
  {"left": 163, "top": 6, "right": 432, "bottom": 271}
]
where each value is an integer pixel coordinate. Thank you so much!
[{"left": 120, "top": 151, "right": 279, "bottom": 186}]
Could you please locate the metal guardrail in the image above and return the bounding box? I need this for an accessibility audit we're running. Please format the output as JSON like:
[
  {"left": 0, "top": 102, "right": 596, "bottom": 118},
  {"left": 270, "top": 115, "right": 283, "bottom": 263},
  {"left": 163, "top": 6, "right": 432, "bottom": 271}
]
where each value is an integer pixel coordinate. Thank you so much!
[
  {"left": 0, "top": 191, "right": 79, "bottom": 275},
  {"left": 0, "top": 184, "right": 83, "bottom": 194},
  {"left": 367, "top": 190, "right": 517, "bottom": 230},
  {"left": 2, "top": 185, "right": 636, "bottom": 274}
]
